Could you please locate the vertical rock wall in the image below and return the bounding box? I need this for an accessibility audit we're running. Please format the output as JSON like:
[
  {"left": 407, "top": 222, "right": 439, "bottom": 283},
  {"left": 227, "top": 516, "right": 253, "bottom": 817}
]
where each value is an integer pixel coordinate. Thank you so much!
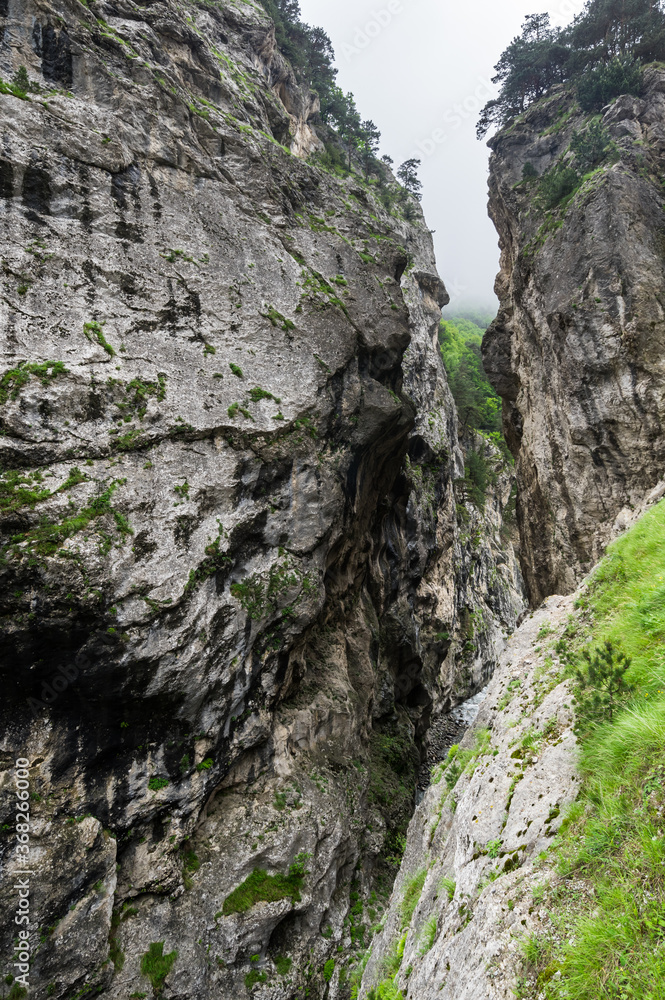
[
  {"left": 484, "top": 70, "right": 665, "bottom": 602},
  {"left": 0, "top": 2, "right": 523, "bottom": 997}
]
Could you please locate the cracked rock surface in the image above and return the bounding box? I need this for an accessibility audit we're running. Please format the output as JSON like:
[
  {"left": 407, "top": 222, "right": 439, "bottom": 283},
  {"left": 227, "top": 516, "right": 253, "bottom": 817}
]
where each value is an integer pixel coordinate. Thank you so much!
[
  {"left": 0, "top": 1, "right": 524, "bottom": 998},
  {"left": 484, "top": 68, "right": 665, "bottom": 602}
]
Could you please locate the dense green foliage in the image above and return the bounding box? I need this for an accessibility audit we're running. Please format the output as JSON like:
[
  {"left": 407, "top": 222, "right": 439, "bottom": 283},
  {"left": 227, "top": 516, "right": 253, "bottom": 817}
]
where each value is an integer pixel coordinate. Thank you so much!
[
  {"left": 522, "top": 117, "right": 616, "bottom": 213},
  {"left": 478, "top": 0, "right": 665, "bottom": 136},
  {"left": 522, "top": 500, "right": 665, "bottom": 999},
  {"left": 438, "top": 315, "right": 502, "bottom": 436},
  {"left": 438, "top": 312, "right": 512, "bottom": 508}
]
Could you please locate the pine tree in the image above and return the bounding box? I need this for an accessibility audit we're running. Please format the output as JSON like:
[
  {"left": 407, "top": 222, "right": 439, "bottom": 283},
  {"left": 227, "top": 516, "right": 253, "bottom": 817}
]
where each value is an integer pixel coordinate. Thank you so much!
[
  {"left": 574, "top": 641, "right": 632, "bottom": 724},
  {"left": 478, "top": 0, "right": 665, "bottom": 137},
  {"left": 397, "top": 159, "right": 422, "bottom": 200}
]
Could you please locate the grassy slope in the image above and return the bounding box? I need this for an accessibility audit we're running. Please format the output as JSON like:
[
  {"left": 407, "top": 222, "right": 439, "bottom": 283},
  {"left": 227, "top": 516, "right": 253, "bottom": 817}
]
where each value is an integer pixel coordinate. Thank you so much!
[{"left": 522, "top": 499, "right": 665, "bottom": 1000}]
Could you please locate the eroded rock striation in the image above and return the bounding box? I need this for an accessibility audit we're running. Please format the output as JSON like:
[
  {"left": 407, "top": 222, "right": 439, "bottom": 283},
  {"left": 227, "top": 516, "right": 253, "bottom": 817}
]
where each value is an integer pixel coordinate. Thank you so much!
[
  {"left": 0, "top": 2, "right": 523, "bottom": 997},
  {"left": 484, "top": 68, "right": 665, "bottom": 602}
]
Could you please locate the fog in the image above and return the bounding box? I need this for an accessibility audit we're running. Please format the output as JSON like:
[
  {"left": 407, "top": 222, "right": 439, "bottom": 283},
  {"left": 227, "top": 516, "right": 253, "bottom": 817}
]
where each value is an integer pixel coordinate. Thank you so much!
[{"left": 298, "top": 0, "right": 581, "bottom": 314}]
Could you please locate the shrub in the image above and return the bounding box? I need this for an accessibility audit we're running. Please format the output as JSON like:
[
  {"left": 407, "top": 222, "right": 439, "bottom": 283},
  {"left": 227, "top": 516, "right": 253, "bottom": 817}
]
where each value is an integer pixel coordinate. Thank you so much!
[
  {"left": 573, "top": 641, "right": 632, "bottom": 727},
  {"left": 148, "top": 777, "right": 169, "bottom": 792},
  {"left": 275, "top": 955, "right": 292, "bottom": 975},
  {"left": 570, "top": 120, "right": 612, "bottom": 172},
  {"left": 465, "top": 449, "right": 490, "bottom": 508},
  {"left": 487, "top": 838, "right": 502, "bottom": 859},
  {"left": 539, "top": 165, "right": 579, "bottom": 209},
  {"left": 367, "top": 981, "right": 404, "bottom": 1000},
  {"left": 244, "top": 970, "right": 267, "bottom": 988},
  {"left": 222, "top": 855, "right": 309, "bottom": 915},
  {"left": 577, "top": 56, "right": 643, "bottom": 112}
]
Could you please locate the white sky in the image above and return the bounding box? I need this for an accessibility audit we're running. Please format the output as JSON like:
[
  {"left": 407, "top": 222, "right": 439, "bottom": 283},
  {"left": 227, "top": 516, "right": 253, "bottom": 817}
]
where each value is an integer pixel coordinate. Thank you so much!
[{"left": 298, "top": 0, "right": 581, "bottom": 312}]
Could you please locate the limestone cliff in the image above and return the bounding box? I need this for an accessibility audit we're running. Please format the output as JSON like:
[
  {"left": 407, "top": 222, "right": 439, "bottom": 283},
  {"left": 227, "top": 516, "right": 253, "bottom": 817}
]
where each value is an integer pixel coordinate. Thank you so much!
[
  {"left": 483, "top": 68, "right": 665, "bottom": 602},
  {"left": 361, "top": 591, "right": 581, "bottom": 1000},
  {"left": 0, "top": 2, "right": 523, "bottom": 998}
]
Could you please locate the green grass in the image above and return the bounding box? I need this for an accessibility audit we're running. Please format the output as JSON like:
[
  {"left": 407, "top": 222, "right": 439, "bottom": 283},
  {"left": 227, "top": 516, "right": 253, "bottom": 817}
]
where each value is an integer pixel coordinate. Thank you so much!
[
  {"left": 274, "top": 955, "right": 292, "bottom": 975},
  {"left": 140, "top": 942, "right": 177, "bottom": 992},
  {"left": 244, "top": 970, "right": 267, "bottom": 988},
  {"left": 2, "top": 479, "right": 131, "bottom": 561},
  {"left": 438, "top": 876, "right": 456, "bottom": 901},
  {"left": 367, "top": 980, "right": 404, "bottom": 1000},
  {"left": 222, "top": 856, "right": 308, "bottom": 915},
  {"left": 417, "top": 916, "right": 437, "bottom": 956},
  {"left": 83, "top": 320, "right": 115, "bottom": 356},
  {"left": 399, "top": 869, "right": 426, "bottom": 929},
  {"left": 578, "top": 499, "right": 665, "bottom": 688},
  {"left": 148, "top": 777, "right": 169, "bottom": 791},
  {"left": 520, "top": 500, "right": 665, "bottom": 1000}
]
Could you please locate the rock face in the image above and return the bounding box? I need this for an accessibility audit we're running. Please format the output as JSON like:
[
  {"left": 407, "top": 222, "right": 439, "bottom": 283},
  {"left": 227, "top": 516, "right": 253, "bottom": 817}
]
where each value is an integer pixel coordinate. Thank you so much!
[
  {"left": 362, "top": 593, "right": 581, "bottom": 1000},
  {"left": 484, "top": 68, "right": 665, "bottom": 603},
  {"left": 0, "top": 2, "right": 523, "bottom": 998}
]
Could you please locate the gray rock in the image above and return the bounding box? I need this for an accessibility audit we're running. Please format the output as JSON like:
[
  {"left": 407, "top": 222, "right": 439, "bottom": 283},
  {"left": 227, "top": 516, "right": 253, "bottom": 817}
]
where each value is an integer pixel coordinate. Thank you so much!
[
  {"left": 484, "top": 68, "right": 665, "bottom": 602},
  {"left": 362, "top": 594, "right": 581, "bottom": 1000},
  {"left": 0, "top": 2, "right": 524, "bottom": 998}
]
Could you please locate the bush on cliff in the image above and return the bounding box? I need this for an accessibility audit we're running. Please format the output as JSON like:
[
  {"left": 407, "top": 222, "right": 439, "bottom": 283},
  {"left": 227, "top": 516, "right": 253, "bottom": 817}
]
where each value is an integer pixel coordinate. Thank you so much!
[{"left": 576, "top": 54, "right": 644, "bottom": 108}]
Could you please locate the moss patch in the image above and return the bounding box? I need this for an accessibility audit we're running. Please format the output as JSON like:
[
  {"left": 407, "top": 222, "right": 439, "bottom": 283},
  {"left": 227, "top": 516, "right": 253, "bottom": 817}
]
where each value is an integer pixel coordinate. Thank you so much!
[
  {"left": 222, "top": 856, "right": 309, "bottom": 915},
  {"left": 0, "top": 360, "right": 67, "bottom": 405}
]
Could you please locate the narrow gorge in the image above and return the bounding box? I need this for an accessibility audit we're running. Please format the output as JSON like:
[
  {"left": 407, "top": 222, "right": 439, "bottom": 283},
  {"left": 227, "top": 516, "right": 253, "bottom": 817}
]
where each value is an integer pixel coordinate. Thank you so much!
[{"left": 0, "top": 2, "right": 664, "bottom": 1000}]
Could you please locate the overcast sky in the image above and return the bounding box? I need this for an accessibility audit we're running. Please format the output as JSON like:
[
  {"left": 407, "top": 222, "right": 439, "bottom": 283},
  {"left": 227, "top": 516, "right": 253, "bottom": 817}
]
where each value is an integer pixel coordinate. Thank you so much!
[{"left": 298, "top": 0, "right": 581, "bottom": 314}]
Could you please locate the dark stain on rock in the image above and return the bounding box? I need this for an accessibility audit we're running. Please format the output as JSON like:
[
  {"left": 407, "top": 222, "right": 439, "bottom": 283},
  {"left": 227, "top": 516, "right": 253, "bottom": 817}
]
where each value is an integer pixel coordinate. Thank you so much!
[
  {"left": 116, "top": 218, "right": 144, "bottom": 244},
  {"left": 32, "top": 22, "right": 42, "bottom": 55},
  {"left": 119, "top": 272, "right": 138, "bottom": 296},
  {"left": 21, "top": 163, "right": 51, "bottom": 220},
  {"left": 148, "top": 173, "right": 162, "bottom": 221},
  {"left": 82, "top": 258, "right": 98, "bottom": 305},
  {"left": 41, "top": 24, "right": 73, "bottom": 88},
  {"left": 111, "top": 162, "right": 141, "bottom": 212},
  {"left": 132, "top": 530, "right": 157, "bottom": 560},
  {"left": 0, "top": 159, "right": 14, "bottom": 199}
]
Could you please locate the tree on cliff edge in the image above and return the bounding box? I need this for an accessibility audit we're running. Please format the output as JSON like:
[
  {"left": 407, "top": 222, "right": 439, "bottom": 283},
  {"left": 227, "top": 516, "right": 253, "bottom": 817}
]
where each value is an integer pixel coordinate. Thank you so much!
[{"left": 478, "top": 0, "right": 665, "bottom": 137}]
